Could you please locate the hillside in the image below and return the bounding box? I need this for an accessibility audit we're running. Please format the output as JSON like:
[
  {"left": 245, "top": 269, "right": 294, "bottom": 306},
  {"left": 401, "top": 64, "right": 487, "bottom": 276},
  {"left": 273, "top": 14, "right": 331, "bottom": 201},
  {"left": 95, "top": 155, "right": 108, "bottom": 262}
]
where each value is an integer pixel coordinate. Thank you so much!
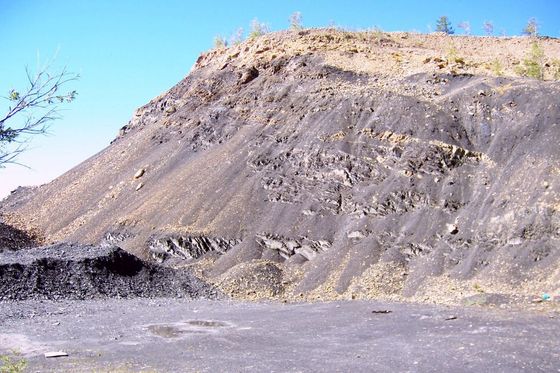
[{"left": 2, "top": 29, "right": 559, "bottom": 305}]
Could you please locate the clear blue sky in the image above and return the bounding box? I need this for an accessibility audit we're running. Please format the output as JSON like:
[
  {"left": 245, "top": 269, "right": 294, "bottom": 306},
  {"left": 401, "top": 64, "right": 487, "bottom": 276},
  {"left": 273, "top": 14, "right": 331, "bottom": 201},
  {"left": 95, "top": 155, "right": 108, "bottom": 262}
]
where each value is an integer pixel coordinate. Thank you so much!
[{"left": 1, "top": 0, "right": 559, "bottom": 198}]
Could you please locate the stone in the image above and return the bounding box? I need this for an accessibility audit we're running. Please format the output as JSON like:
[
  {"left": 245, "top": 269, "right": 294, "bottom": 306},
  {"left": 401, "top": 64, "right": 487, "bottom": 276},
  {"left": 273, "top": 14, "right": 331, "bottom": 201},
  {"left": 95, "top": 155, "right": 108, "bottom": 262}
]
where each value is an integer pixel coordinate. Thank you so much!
[
  {"left": 44, "top": 351, "right": 68, "bottom": 358},
  {"left": 446, "top": 223, "right": 459, "bottom": 235},
  {"left": 239, "top": 66, "right": 259, "bottom": 85},
  {"left": 134, "top": 168, "right": 145, "bottom": 179},
  {"left": 348, "top": 231, "right": 365, "bottom": 239}
]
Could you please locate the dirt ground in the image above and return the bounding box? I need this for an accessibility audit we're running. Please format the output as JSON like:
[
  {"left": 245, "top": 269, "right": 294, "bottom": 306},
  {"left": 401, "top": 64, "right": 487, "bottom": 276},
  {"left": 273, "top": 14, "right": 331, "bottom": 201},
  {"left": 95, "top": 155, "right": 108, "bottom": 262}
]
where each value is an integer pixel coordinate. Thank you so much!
[{"left": 0, "top": 298, "right": 558, "bottom": 372}]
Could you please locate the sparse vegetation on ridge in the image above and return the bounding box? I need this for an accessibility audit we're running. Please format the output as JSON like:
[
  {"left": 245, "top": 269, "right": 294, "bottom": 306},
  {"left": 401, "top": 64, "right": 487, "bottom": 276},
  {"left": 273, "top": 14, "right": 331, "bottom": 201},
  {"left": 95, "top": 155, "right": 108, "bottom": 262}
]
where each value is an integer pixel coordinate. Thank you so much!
[
  {"left": 213, "top": 35, "right": 227, "bottom": 49},
  {"left": 522, "top": 17, "right": 539, "bottom": 37},
  {"left": 229, "top": 27, "right": 244, "bottom": 46},
  {"left": 249, "top": 18, "right": 269, "bottom": 39},
  {"left": 457, "top": 21, "right": 471, "bottom": 35},
  {"left": 289, "top": 11, "right": 303, "bottom": 31},
  {"left": 435, "top": 16, "right": 454, "bottom": 34},
  {"left": 204, "top": 26, "right": 559, "bottom": 82},
  {"left": 483, "top": 21, "right": 494, "bottom": 35}
]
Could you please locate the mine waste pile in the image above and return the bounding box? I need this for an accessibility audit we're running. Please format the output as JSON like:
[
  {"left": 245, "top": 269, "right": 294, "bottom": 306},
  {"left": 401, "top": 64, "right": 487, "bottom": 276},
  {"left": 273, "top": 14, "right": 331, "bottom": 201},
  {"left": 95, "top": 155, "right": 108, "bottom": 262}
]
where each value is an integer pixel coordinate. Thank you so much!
[{"left": 1, "top": 29, "right": 559, "bottom": 305}]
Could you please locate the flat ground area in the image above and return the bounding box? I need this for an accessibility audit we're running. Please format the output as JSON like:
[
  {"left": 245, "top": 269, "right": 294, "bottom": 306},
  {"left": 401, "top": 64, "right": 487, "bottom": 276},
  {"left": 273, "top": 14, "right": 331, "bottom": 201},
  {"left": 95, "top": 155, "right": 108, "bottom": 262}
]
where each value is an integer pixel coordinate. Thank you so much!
[{"left": 0, "top": 299, "right": 558, "bottom": 372}]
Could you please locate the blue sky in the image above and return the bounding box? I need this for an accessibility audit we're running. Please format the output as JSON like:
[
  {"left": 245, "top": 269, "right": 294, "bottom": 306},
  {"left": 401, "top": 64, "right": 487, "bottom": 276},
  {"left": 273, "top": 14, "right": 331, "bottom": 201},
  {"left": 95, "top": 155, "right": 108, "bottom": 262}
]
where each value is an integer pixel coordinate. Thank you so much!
[{"left": 1, "top": 0, "right": 559, "bottom": 197}]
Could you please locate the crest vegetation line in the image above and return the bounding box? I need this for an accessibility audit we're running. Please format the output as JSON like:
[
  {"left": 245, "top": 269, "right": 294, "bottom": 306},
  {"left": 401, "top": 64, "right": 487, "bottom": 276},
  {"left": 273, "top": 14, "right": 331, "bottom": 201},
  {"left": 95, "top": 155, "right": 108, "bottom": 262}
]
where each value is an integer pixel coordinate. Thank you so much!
[{"left": 435, "top": 16, "right": 454, "bottom": 34}]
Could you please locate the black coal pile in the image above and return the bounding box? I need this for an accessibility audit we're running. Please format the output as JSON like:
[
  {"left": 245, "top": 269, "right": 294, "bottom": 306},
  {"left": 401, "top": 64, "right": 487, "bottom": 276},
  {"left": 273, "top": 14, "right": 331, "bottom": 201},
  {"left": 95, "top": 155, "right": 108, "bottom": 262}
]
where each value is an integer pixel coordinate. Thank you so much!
[
  {"left": 0, "top": 243, "right": 221, "bottom": 301},
  {"left": 0, "top": 221, "right": 37, "bottom": 252}
]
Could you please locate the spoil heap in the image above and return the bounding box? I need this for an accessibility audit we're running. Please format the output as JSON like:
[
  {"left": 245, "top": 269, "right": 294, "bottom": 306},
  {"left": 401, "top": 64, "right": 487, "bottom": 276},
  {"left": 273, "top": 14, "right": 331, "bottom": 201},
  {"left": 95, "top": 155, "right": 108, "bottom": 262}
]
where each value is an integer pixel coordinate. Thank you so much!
[{"left": 2, "top": 30, "right": 559, "bottom": 304}]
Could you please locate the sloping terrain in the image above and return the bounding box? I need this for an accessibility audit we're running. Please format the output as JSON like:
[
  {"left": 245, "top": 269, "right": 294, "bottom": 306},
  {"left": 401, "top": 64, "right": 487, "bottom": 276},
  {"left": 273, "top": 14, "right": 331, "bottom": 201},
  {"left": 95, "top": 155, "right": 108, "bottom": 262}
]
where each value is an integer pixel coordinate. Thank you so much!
[{"left": 2, "top": 30, "right": 559, "bottom": 304}]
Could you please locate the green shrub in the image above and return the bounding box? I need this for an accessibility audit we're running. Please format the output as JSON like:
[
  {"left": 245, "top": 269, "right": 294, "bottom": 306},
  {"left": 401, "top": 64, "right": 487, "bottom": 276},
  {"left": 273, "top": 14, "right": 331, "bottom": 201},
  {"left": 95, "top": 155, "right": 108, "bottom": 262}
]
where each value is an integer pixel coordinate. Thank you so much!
[
  {"left": 516, "top": 42, "right": 544, "bottom": 79},
  {"left": 491, "top": 59, "right": 504, "bottom": 76},
  {"left": 522, "top": 17, "right": 538, "bottom": 37},
  {"left": 0, "top": 353, "right": 27, "bottom": 373},
  {"left": 249, "top": 18, "right": 269, "bottom": 39},
  {"left": 447, "top": 47, "right": 458, "bottom": 61},
  {"left": 446, "top": 46, "right": 465, "bottom": 65},
  {"left": 552, "top": 59, "right": 560, "bottom": 80}
]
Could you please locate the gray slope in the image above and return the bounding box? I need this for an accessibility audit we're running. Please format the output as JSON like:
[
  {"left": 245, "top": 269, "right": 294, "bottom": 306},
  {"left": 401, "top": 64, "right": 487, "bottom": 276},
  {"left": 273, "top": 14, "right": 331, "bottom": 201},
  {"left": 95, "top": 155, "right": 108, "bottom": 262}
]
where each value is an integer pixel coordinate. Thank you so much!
[{"left": 2, "top": 34, "right": 559, "bottom": 301}]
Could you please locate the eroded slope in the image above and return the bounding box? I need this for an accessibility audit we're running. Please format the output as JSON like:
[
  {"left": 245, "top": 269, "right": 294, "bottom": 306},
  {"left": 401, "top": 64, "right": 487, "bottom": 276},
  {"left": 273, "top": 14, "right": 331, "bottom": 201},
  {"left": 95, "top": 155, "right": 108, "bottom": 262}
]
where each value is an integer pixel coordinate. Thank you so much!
[{"left": 2, "top": 30, "right": 559, "bottom": 304}]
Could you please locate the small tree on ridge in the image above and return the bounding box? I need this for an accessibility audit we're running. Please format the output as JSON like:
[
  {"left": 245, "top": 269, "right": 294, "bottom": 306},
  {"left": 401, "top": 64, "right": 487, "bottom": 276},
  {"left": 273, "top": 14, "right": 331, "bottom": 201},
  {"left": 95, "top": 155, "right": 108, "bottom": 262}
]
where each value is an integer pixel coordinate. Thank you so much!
[
  {"left": 289, "top": 11, "right": 303, "bottom": 31},
  {"left": 457, "top": 21, "right": 471, "bottom": 35},
  {"left": 522, "top": 17, "right": 538, "bottom": 37},
  {"left": 436, "top": 16, "right": 454, "bottom": 34},
  {"left": 483, "top": 21, "right": 494, "bottom": 35},
  {"left": 249, "top": 18, "right": 269, "bottom": 39}
]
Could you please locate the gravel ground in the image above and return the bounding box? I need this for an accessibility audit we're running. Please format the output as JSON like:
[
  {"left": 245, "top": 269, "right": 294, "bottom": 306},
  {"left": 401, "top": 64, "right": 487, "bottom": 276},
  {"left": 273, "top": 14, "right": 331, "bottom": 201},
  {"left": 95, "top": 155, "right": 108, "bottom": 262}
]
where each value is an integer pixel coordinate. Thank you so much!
[{"left": 0, "top": 298, "right": 558, "bottom": 372}]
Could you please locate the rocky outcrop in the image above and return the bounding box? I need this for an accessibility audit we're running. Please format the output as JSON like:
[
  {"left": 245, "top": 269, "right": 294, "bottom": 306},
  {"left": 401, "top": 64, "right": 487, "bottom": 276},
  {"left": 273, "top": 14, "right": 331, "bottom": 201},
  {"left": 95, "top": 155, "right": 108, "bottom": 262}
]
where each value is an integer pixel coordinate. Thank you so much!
[
  {"left": 255, "top": 233, "right": 331, "bottom": 261},
  {"left": 148, "top": 234, "right": 240, "bottom": 263}
]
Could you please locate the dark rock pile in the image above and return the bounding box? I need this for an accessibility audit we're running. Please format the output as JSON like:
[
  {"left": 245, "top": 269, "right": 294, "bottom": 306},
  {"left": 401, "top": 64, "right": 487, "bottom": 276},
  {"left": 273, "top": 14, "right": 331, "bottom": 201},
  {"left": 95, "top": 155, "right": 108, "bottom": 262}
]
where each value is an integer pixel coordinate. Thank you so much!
[
  {"left": 0, "top": 243, "right": 221, "bottom": 301},
  {"left": 0, "top": 221, "right": 37, "bottom": 252}
]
